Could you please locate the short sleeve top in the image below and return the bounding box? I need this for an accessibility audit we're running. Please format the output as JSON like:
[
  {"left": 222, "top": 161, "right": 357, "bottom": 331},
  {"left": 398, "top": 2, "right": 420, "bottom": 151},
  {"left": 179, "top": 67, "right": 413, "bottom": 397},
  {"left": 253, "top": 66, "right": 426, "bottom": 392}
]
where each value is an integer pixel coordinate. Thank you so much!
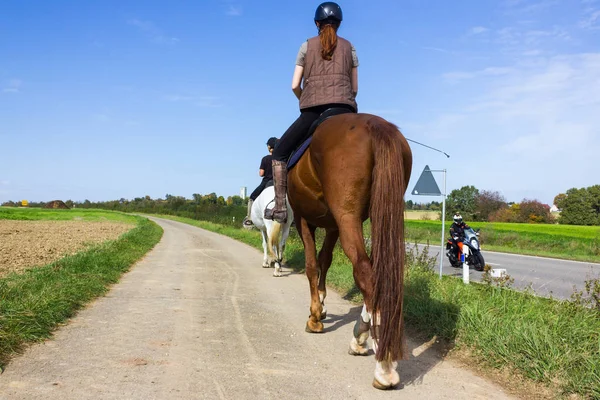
[{"left": 295, "top": 40, "right": 359, "bottom": 67}]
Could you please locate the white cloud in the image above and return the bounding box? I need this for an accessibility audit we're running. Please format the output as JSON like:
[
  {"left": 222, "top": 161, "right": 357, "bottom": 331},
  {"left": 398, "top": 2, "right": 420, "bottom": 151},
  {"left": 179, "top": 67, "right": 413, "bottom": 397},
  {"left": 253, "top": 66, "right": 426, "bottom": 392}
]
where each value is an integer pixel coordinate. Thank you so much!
[
  {"left": 196, "top": 96, "right": 222, "bottom": 108},
  {"left": 470, "top": 26, "right": 489, "bottom": 34},
  {"left": 92, "top": 113, "right": 110, "bottom": 122},
  {"left": 127, "top": 19, "right": 179, "bottom": 44},
  {"left": 502, "top": 0, "right": 559, "bottom": 14},
  {"left": 163, "top": 94, "right": 222, "bottom": 108},
  {"left": 226, "top": 5, "right": 242, "bottom": 16},
  {"left": 421, "top": 53, "right": 600, "bottom": 203},
  {"left": 443, "top": 67, "right": 514, "bottom": 83},
  {"left": 164, "top": 94, "right": 194, "bottom": 102},
  {"left": 2, "top": 79, "right": 22, "bottom": 93},
  {"left": 580, "top": 9, "right": 600, "bottom": 29}
]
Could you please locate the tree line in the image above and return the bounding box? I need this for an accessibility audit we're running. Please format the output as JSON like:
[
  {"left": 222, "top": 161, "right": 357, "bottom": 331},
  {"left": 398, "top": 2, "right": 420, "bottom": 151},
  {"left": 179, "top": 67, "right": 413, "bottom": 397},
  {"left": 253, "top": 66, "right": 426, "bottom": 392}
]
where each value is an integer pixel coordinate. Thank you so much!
[
  {"left": 1, "top": 193, "right": 249, "bottom": 227},
  {"left": 3, "top": 184, "right": 598, "bottom": 226},
  {"left": 442, "top": 184, "right": 600, "bottom": 225}
]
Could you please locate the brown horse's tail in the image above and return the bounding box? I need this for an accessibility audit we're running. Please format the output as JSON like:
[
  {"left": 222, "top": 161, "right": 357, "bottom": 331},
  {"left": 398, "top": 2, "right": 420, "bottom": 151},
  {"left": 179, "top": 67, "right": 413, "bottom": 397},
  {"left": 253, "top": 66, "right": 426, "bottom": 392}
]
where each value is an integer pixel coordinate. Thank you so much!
[{"left": 368, "top": 118, "right": 408, "bottom": 362}]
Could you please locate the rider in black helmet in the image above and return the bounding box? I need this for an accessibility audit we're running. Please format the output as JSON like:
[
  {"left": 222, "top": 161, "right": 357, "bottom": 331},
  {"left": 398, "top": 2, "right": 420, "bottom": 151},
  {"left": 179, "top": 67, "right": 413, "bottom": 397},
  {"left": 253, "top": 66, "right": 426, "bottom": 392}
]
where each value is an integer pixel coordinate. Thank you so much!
[
  {"left": 243, "top": 137, "right": 280, "bottom": 227},
  {"left": 264, "top": 1, "right": 359, "bottom": 224}
]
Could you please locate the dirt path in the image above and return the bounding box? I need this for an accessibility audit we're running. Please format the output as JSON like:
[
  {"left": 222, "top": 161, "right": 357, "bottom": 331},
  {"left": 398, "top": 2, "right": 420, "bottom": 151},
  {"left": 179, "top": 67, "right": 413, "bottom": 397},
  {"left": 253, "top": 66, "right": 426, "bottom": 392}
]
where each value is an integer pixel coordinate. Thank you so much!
[{"left": 0, "top": 217, "right": 516, "bottom": 400}]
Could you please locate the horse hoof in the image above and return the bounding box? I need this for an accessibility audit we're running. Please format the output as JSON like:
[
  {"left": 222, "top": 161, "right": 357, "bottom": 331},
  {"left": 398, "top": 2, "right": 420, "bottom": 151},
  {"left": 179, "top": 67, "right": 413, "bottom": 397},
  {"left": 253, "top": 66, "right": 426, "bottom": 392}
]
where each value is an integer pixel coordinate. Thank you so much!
[
  {"left": 348, "top": 338, "right": 369, "bottom": 356},
  {"left": 273, "top": 270, "right": 282, "bottom": 277},
  {"left": 262, "top": 264, "right": 270, "bottom": 268},
  {"left": 305, "top": 320, "right": 324, "bottom": 333},
  {"left": 348, "top": 347, "right": 369, "bottom": 356},
  {"left": 372, "top": 378, "right": 398, "bottom": 390}
]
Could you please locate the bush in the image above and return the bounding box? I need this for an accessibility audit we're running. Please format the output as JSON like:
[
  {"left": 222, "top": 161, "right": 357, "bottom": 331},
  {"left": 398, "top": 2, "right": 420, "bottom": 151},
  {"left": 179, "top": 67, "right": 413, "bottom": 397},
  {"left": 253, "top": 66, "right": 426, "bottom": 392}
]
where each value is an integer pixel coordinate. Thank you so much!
[
  {"left": 516, "top": 199, "right": 552, "bottom": 224},
  {"left": 489, "top": 208, "right": 518, "bottom": 223},
  {"left": 475, "top": 190, "right": 507, "bottom": 222}
]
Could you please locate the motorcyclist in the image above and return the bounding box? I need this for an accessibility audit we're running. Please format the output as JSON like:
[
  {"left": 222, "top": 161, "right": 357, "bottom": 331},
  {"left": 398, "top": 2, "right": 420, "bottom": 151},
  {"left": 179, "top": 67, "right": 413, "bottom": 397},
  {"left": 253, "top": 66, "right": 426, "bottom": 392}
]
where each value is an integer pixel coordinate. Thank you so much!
[{"left": 449, "top": 213, "right": 471, "bottom": 260}]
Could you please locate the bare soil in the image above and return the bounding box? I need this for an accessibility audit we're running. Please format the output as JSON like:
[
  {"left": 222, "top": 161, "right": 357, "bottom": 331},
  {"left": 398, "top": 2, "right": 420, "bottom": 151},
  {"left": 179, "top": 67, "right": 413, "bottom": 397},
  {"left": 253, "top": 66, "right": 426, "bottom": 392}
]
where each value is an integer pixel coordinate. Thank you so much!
[{"left": 0, "top": 220, "right": 134, "bottom": 277}]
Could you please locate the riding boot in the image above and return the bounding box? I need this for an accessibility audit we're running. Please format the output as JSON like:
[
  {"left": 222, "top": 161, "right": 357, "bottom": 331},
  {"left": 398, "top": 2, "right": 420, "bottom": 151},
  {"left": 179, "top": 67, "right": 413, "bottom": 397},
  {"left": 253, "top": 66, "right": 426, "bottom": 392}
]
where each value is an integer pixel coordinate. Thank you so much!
[
  {"left": 243, "top": 199, "right": 254, "bottom": 227},
  {"left": 264, "top": 160, "right": 288, "bottom": 223}
]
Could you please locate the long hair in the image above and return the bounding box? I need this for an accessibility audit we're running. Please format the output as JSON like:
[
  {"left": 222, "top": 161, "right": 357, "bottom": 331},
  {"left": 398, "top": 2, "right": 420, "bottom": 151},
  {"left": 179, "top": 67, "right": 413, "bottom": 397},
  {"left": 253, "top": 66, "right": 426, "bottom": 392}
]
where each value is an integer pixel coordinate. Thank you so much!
[{"left": 319, "top": 22, "right": 339, "bottom": 60}]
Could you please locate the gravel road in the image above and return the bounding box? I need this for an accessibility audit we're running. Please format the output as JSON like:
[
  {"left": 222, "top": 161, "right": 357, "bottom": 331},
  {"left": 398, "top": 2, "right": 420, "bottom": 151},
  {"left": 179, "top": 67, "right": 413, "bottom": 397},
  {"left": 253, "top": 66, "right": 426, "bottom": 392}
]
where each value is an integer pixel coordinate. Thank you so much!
[{"left": 0, "top": 217, "right": 515, "bottom": 400}]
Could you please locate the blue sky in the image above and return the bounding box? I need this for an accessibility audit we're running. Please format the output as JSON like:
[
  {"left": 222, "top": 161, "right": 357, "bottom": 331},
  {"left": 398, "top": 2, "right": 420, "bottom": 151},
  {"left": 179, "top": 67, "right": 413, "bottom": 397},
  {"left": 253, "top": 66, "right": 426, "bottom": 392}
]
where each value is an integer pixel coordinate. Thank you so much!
[{"left": 1, "top": 0, "right": 599, "bottom": 205}]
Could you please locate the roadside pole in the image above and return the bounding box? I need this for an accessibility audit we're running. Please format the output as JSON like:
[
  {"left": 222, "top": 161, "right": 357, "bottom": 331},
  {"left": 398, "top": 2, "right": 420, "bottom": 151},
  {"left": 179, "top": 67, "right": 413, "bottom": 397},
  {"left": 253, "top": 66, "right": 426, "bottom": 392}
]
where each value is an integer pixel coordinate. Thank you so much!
[
  {"left": 439, "top": 169, "right": 446, "bottom": 279},
  {"left": 462, "top": 245, "right": 470, "bottom": 284},
  {"left": 410, "top": 166, "right": 446, "bottom": 279}
]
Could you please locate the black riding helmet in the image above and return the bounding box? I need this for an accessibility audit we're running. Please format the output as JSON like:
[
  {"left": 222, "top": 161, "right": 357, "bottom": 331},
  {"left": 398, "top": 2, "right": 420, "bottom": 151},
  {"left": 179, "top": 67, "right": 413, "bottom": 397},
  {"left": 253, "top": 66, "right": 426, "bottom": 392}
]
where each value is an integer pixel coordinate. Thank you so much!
[
  {"left": 314, "top": 2, "right": 343, "bottom": 23},
  {"left": 266, "top": 137, "right": 279, "bottom": 148}
]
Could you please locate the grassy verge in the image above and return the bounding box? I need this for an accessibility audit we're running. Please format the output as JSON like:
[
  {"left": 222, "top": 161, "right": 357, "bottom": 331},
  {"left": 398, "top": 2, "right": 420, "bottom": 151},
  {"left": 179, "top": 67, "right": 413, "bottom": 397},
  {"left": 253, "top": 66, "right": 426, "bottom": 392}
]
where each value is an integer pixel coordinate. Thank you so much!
[
  {"left": 0, "top": 210, "right": 163, "bottom": 368},
  {"left": 403, "top": 220, "right": 600, "bottom": 263},
  {"left": 155, "top": 214, "right": 599, "bottom": 399}
]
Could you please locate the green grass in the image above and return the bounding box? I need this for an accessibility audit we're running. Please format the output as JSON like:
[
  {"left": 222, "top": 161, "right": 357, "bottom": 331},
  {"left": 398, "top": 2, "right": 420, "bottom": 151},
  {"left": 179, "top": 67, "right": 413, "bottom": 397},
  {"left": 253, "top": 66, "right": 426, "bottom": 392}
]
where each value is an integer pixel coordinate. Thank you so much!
[
  {"left": 0, "top": 210, "right": 163, "bottom": 368},
  {"left": 403, "top": 220, "right": 600, "bottom": 263},
  {"left": 157, "top": 214, "right": 599, "bottom": 399},
  {"left": 0, "top": 207, "right": 138, "bottom": 223}
]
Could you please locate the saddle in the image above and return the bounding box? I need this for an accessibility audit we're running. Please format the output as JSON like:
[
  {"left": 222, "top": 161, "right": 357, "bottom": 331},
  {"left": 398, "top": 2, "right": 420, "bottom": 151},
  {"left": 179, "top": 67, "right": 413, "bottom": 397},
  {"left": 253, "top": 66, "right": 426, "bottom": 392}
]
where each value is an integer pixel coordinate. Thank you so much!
[{"left": 287, "top": 107, "right": 354, "bottom": 170}]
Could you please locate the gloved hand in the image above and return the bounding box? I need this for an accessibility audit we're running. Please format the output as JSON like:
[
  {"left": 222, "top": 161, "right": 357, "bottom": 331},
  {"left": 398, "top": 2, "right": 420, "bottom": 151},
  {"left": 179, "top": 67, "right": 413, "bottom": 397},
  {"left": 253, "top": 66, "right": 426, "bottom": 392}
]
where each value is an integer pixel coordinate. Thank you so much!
[{"left": 453, "top": 236, "right": 459, "bottom": 241}]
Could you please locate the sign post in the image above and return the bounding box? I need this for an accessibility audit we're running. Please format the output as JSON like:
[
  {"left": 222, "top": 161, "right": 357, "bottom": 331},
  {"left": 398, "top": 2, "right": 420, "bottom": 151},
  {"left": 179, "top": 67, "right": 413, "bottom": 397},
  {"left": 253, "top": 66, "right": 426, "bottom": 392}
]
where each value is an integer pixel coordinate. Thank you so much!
[{"left": 411, "top": 165, "right": 447, "bottom": 279}]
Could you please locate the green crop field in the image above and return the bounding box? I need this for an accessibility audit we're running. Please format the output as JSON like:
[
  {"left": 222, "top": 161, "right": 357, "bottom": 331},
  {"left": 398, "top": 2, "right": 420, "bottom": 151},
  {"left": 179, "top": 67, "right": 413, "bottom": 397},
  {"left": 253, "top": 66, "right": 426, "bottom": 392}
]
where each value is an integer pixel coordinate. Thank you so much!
[{"left": 402, "top": 220, "right": 600, "bottom": 263}]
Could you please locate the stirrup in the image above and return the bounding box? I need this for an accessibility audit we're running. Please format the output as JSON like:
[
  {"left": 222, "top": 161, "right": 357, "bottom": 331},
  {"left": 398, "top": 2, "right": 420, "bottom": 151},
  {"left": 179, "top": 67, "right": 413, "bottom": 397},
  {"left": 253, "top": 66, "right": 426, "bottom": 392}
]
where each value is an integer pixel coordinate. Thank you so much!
[{"left": 264, "top": 207, "right": 287, "bottom": 224}]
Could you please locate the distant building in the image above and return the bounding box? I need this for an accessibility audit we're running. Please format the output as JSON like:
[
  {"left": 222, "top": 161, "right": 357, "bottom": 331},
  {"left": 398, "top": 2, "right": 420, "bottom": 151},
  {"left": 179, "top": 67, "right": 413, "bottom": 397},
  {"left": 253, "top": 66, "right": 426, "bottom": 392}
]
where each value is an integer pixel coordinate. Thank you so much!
[{"left": 240, "top": 187, "right": 247, "bottom": 200}]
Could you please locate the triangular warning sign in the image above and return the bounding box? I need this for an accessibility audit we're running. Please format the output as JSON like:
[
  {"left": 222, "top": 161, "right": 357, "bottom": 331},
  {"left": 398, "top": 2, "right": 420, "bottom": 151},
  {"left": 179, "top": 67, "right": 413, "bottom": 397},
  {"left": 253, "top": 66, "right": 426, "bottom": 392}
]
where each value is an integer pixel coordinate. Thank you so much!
[{"left": 411, "top": 165, "right": 441, "bottom": 196}]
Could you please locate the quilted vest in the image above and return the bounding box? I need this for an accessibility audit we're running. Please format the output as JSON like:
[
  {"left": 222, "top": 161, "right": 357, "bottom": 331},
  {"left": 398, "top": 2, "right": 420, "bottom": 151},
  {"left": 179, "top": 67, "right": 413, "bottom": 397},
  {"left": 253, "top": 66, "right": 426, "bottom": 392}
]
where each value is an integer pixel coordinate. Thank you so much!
[{"left": 299, "top": 35, "right": 357, "bottom": 111}]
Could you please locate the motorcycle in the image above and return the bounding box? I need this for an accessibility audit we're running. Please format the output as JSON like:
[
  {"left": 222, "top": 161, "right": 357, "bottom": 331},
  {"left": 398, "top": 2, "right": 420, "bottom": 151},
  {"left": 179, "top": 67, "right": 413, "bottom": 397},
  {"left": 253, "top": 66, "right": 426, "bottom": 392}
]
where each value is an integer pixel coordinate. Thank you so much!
[{"left": 445, "top": 227, "right": 486, "bottom": 271}]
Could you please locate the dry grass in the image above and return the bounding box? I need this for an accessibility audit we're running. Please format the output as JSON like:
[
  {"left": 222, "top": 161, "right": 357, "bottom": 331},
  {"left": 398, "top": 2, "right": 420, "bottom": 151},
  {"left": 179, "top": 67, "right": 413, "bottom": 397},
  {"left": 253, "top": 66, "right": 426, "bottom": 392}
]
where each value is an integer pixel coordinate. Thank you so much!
[{"left": 405, "top": 210, "right": 440, "bottom": 220}]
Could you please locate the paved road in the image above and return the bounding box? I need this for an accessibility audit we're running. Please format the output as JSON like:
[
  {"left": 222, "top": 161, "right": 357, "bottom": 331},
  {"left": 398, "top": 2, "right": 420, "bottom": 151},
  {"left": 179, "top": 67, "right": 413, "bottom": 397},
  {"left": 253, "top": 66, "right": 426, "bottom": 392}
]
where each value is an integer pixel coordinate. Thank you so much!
[
  {"left": 416, "top": 244, "right": 600, "bottom": 300},
  {"left": 0, "top": 217, "right": 515, "bottom": 400}
]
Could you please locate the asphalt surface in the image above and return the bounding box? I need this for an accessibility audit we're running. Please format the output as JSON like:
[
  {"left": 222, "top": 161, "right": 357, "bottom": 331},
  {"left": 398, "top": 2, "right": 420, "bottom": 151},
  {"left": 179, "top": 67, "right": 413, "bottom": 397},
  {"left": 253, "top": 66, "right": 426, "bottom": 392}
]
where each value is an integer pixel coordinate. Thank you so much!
[
  {"left": 417, "top": 243, "right": 600, "bottom": 299},
  {"left": 0, "top": 217, "right": 515, "bottom": 400}
]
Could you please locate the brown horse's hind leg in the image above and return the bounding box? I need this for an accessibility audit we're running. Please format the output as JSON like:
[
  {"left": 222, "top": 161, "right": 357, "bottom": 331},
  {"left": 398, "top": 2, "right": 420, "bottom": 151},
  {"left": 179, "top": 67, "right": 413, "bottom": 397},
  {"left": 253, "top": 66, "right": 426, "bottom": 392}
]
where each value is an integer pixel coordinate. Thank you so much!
[
  {"left": 335, "top": 218, "right": 376, "bottom": 354},
  {"left": 296, "top": 217, "right": 323, "bottom": 333},
  {"left": 317, "top": 229, "right": 339, "bottom": 321},
  {"left": 336, "top": 218, "right": 374, "bottom": 306}
]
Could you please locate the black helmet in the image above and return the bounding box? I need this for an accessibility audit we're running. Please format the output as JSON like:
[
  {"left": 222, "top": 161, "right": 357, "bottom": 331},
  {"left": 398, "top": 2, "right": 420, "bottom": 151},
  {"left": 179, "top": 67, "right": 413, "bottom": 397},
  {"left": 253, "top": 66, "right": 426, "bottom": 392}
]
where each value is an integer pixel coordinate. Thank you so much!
[
  {"left": 314, "top": 2, "right": 343, "bottom": 23},
  {"left": 266, "top": 137, "right": 279, "bottom": 148}
]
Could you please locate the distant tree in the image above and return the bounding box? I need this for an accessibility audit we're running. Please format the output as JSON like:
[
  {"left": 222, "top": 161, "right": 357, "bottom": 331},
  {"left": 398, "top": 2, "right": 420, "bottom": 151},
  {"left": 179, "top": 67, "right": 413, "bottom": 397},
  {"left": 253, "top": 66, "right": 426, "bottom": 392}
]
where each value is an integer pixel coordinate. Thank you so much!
[
  {"left": 217, "top": 196, "right": 226, "bottom": 206},
  {"left": 475, "top": 190, "right": 507, "bottom": 221},
  {"left": 192, "top": 193, "right": 202, "bottom": 204},
  {"left": 559, "top": 186, "right": 600, "bottom": 225},
  {"left": 405, "top": 200, "right": 414, "bottom": 210},
  {"left": 230, "top": 195, "right": 244, "bottom": 206},
  {"left": 203, "top": 193, "right": 217, "bottom": 204},
  {"left": 445, "top": 185, "right": 480, "bottom": 220},
  {"left": 553, "top": 193, "right": 567, "bottom": 210}
]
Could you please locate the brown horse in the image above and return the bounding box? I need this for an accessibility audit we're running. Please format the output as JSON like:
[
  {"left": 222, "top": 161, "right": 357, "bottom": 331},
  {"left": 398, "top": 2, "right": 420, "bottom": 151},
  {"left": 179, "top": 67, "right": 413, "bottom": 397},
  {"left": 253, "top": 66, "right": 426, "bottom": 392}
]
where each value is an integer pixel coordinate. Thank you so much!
[{"left": 286, "top": 112, "right": 412, "bottom": 389}]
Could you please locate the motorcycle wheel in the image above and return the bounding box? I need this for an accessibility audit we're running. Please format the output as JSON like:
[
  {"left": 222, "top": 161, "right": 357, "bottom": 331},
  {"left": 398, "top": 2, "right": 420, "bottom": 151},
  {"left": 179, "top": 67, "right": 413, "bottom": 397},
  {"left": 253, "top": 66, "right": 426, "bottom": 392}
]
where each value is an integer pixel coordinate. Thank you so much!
[{"left": 474, "top": 252, "right": 485, "bottom": 271}]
